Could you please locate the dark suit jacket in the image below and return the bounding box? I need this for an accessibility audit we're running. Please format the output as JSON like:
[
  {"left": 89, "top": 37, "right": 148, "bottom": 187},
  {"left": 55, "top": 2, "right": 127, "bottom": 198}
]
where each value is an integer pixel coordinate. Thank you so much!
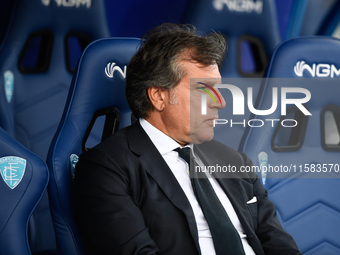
[{"left": 74, "top": 121, "right": 302, "bottom": 255}]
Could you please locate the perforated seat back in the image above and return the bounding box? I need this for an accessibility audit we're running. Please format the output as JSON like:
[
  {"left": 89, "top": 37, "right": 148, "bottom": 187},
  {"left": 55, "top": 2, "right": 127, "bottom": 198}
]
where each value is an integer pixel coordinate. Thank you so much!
[
  {"left": 47, "top": 37, "right": 140, "bottom": 255},
  {"left": 240, "top": 36, "right": 340, "bottom": 254},
  {"left": 183, "top": 0, "right": 280, "bottom": 150},
  {"left": 0, "top": 127, "right": 49, "bottom": 255}
]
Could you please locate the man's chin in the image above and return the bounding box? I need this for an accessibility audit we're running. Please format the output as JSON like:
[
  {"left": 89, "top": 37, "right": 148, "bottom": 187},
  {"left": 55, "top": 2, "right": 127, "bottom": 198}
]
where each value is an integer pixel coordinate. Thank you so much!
[{"left": 190, "top": 130, "right": 214, "bottom": 144}]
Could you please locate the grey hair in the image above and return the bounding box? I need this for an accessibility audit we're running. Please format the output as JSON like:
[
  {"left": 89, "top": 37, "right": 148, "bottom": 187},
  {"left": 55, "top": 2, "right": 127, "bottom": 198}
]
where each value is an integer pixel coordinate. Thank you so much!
[{"left": 126, "top": 23, "right": 226, "bottom": 119}]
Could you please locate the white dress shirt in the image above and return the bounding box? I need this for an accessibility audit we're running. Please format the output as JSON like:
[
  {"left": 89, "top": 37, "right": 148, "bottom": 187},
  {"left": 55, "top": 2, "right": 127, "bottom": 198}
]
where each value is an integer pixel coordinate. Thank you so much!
[{"left": 140, "top": 118, "right": 256, "bottom": 255}]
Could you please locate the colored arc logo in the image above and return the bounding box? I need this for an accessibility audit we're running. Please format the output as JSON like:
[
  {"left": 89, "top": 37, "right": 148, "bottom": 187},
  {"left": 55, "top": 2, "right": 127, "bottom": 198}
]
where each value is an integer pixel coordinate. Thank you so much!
[{"left": 197, "top": 82, "right": 222, "bottom": 106}]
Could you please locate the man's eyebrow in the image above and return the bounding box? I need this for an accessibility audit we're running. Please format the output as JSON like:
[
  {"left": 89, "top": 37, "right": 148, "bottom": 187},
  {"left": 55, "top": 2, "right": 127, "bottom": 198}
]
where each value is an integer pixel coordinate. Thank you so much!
[
  {"left": 196, "top": 80, "right": 220, "bottom": 86},
  {"left": 196, "top": 82, "right": 223, "bottom": 106},
  {"left": 196, "top": 81, "right": 215, "bottom": 87}
]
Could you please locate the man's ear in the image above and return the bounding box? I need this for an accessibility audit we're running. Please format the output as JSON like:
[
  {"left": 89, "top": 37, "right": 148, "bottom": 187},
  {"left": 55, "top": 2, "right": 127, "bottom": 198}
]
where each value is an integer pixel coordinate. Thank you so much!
[{"left": 147, "top": 87, "right": 168, "bottom": 112}]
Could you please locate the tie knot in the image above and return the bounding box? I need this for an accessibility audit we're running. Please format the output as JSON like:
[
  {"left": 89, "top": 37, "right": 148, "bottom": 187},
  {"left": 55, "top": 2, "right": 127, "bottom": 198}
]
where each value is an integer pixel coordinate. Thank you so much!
[{"left": 174, "top": 147, "right": 191, "bottom": 165}]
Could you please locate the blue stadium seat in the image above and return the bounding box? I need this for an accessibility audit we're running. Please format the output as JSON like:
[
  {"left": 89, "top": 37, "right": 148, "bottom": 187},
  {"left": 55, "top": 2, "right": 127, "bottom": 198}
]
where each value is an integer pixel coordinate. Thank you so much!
[
  {"left": 183, "top": 0, "right": 281, "bottom": 150},
  {"left": 0, "top": 0, "right": 109, "bottom": 253},
  {"left": 285, "top": 0, "right": 337, "bottom": 38},
  {"left": 240, "top": 36, "right": 340, "bottom": 254},
  {"left": 318, "top": 0, "right": 340, "bottom": 37},
  {"left": 183, "top": 0, "right": 280, "bottom": 77},
  {"left": 0, "top": 0, "right": 109, "bottom": 160},
  {"left": 46, "top": 37, "right": 140, "bottom": 255},
  {"left": 0, "top": 127, "right": 49, "bottom": 255}
]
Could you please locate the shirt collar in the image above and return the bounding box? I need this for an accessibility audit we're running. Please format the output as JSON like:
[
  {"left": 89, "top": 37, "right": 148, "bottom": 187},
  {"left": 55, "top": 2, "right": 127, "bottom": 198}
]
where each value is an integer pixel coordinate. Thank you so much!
[{"left": 139, "top": 118, "right": 186, "bottom": 155}]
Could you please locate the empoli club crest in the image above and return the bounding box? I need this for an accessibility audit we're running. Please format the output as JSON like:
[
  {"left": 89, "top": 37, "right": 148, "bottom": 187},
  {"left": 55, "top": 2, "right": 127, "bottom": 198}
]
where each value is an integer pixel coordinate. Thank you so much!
[{"left": 0, "top": 156, "right": 26, "bottom": 189}]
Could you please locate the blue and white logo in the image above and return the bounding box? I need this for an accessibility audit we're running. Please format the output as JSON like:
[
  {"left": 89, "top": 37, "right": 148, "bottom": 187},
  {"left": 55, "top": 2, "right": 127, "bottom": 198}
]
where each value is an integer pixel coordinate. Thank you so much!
[
  {"left": 42, "top": 0, "right": 91, "bottom": 8},
  {"left": 4, "top": 70, "right": 14, "bottom": 103},
  {"left": 294, "top": 60, "right": 340, "bottom": 78},
  {"left": 258, "top": 151, "right": 268, "bottom": 185},
  {"left": 105, "top": 62, "right": 127, "bottom": 79},
  {"left": 41, "top": 0, "right": 51, "bottom": 6},
  {"left": 70, "top": 154, "right": 79, "bottom": 179},
  {"left": 0, "top": 156, "right": 26, "bottom": 189},
  {"left": 213, "top": 0, "right": 263, "bottom": 14}
]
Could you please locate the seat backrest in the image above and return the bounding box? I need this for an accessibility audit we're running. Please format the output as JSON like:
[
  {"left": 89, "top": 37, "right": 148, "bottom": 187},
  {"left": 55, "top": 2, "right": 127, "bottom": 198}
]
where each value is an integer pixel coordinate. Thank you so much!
[
  {"left": 0, "top": 127, "right": 49, "bottom": 255},
  {"left": 182, "top": 0, "right": 281, "bottom": 150},
  {"left": 184, "top": 0, "right": 280, "bottom": 77},
  {"left": 0, "top": 0, "right": 110, "bottom": 160},
  {"left": 285, "top": 0, "right": 337, "bottom": 38},
  {"left": 0, "top": 0, "right": 110, "bottom": 253},
  {"left": 240, "top": 36, "right": 340, "bottom": 254},
  {"left": 46, "top": 37, "right": 141, "bottom": 255}
]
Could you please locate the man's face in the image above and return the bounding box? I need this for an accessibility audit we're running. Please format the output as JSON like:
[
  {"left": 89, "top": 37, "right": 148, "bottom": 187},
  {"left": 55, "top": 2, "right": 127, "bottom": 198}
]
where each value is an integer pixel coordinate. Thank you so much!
[{"left": 161, "top": 60, "right": 226, "bottom": 146}]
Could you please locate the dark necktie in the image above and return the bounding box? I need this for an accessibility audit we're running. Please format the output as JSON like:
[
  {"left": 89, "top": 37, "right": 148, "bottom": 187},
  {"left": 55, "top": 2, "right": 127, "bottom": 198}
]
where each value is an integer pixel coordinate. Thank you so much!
[{"left": 174, "top": 147, "right": 246, "bottom": 255}]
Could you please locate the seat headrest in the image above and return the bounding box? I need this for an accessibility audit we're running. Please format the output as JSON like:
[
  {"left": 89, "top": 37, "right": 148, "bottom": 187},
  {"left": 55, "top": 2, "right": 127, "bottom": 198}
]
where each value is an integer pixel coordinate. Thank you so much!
[
  {"left": 48, "top": 37, "right": 141, "bottom": 171},
  {"left": 6, "top": 0, "right": 109, "bottom": 36},
  {"left": 0, "top": 0, "right": 110, "bottom": 159},
  {"left": 183, "top": 0, "right": 281, "bottom": 77},
  {"left": 240, "top": 36, "right": 340, "bottom": 171},
  {"left": 63, "top": 37, "right": 140, "bottom": 135},
  {"left": 266, "top": 36, "right": 340, "bottom": 78},
  {"left": 185, "top": 0, "right": 279, "bottom": 43}
]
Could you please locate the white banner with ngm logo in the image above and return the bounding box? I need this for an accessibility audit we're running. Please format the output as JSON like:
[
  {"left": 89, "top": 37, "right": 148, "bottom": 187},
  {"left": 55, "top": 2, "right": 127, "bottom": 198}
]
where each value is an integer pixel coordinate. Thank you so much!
[{"left": 0, "top": 156, "right": 26, "bottom": 189}]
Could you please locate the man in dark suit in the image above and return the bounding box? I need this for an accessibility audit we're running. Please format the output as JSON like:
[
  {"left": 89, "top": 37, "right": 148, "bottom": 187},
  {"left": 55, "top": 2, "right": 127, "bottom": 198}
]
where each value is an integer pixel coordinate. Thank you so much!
[{"left": 74, "top": 23, "right": 302, "bottom": 255}]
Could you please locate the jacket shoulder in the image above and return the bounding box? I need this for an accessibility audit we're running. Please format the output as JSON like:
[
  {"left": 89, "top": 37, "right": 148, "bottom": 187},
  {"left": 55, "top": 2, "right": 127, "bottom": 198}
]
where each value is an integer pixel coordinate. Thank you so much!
[{"left": 79, "top": 125, "right": 134, "bottom": 165}]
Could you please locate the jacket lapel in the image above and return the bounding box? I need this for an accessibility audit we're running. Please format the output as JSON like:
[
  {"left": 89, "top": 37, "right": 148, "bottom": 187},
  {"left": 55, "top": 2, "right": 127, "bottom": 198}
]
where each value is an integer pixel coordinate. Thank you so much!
[{"left": 127, "top": 122, "right": 200, "bottom": 252}]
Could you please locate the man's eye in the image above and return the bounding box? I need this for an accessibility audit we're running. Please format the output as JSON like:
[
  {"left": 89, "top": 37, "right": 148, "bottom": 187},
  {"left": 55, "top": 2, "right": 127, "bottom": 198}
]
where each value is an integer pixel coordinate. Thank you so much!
[{"left": 197, "top": 87, "right": 207, "bottom": 92}]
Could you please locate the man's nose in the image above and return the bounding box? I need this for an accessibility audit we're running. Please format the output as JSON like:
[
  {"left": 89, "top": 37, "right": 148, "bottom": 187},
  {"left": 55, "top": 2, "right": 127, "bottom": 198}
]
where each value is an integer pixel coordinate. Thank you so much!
[{"left": 208, "top": 88, "right": 226, "bottom": 109}]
